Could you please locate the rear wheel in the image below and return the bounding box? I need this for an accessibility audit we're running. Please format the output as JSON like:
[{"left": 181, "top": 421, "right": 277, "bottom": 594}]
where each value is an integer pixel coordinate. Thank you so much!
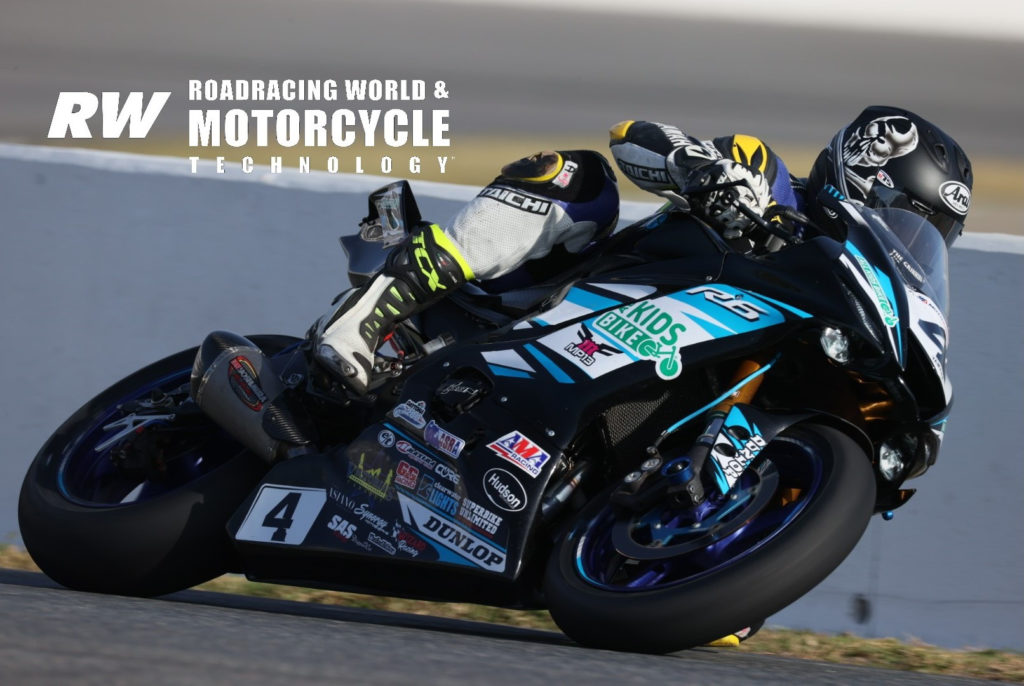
[
  {"left": 18, "top": 335, "right": 300, "bottom": 597},
  {"left": 544, "top": 423, "right": 875, "bottom": 653}
]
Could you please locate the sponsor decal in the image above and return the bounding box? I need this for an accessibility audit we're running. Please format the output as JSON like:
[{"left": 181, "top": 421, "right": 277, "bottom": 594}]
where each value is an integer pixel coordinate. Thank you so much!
[
  {"left": 875, "top": 169, "right": 895, "bottom": 189},
  {"left": 326, "top": 514, "right": 357, "bottom": 540},
  {"left": 592, "top": 300, "right": 688, "bottom": 380},
  {"left": 552, "top": 159, "right": 578, "bottom": 188},
  {"left": 390, "top": 399, "right": 427, "bottom": 429},
  {"left": 227, "top": 355, "right": 267, "bottom": 411},
  {"left": 396, "top": 528, "right": 427, "bottom": 557},
  {"left": 852, "top": 254, "right": 899, "bottom": 327},
  {"left": 712, "top": 428, "right": 767, "bottom": 481},
  {"left": 395, "top": 460, "right": 420, "bottom": 489},
  {"left": 618, "top": 161, "right": 669, "bottom": 185},
  {"left": 368, "top": 532, "right": 397, "bottom": 555},
  {"left": 487, "top": 431, "right": 552, "bottom": 478},
  {"left": 399, "top": 493, "right": 506, "bottom": 572},
  {"left": 424, "top": 420, "right": 466, "bottom": 459},
  {"left": 429, "top": 481, "right": 461, "bottom": 516},
  {"left": 397, "top": 438, "right": 461, "bottom": 485},
  {"left": 438, "top": 380, "right": 478, "bottom": 396},
  {"left": 458, "top": 496, "right": 503, "bottom": 536},
  {"left": 378, "top": 429, "right": 396, "bottom": 448},
  {"left": 348, "top": 450, "right": 396, "bottom": 500},
  {"left": 353, "top": 502, "right": 390, "bottom": 533},
  {"left": 433, "top": 461, "right": 461, "bottom": 486},
  {"left": 412, "top": 230, "right": 448, "bottom": 293},
  {"left": 939, "top": 180, "right": 970, "bottom": 215},
  {"left": 416, "top": 473, "right": 461, "bottom": 515},
  {"left": 396, "top": 439, "right": 436, "bottom": 469},
  {"left": 889, "top": 249, "right": 923, "bottom": 283},
  {"left": 709, "top": 410, "right": 768, "bottom": 491},
  {"left": 416, "top": 473, "right": 435, "bottom": 500},
  {"left": 483, "top": 468, "right": 527, "bottom": 512},
  {"left": 563, "top": 323, "right": 622, "bottom": 367},
  {"left": 327, "top": 487, "right": 357, "bottom": 512},
  {"left": 478, "top": 186, "right": 551, "bottom": 215}
]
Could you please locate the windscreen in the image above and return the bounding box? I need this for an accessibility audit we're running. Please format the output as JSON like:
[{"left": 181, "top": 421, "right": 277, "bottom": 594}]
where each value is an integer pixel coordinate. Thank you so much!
[{"left": 861, "top": 207, "right": 951, "bottom": 317}]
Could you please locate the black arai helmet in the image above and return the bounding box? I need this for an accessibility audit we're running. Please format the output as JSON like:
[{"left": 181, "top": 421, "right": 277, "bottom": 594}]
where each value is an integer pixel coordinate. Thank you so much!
[{"left": 807, "top": 106, "right": 973, "bottom": 246}]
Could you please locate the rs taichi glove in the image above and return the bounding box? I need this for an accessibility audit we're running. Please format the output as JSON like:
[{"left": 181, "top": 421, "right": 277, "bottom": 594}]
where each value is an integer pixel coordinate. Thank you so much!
[{"left": 688, "top": 159, "right": 772, "bottom": 238}]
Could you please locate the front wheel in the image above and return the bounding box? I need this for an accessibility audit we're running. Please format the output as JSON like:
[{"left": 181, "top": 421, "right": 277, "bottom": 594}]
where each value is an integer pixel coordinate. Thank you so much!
[
  {"left": 18, "top": 335, "right": 300, "bottom": 597},
  {"left": 544, "top": 423, "right": 875, "bottom": 653}
]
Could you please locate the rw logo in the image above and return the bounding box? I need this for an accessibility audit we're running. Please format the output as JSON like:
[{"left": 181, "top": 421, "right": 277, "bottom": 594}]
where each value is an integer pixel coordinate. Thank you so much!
[{"left": 48, "top": 91, "right": 171, "bottom": 139}]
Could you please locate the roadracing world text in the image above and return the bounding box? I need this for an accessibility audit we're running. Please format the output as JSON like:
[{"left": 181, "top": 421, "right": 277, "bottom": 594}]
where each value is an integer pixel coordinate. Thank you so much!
[{"left": 47, "top": 79, "right": 453, "bottom": 176}]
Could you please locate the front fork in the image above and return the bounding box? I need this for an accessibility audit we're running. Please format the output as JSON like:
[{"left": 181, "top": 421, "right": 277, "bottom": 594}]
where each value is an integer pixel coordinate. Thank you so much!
[{"left": 611, "top": 356, "right": 776, "bottom": 511}]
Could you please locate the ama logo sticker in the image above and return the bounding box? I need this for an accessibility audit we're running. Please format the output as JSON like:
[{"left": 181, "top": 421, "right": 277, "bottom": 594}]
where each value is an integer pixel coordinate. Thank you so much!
[{"left": 486, "top": 431, "right": 551, "bottom": 478}]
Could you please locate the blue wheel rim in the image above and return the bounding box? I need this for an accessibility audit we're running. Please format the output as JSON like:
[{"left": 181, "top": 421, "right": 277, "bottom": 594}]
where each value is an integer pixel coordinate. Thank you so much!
[
  {"left": 573, "top": 435, "right": 826, "bottom": 592},
  {"left": 55, "top": 367, "right": 241, "bottom": 508}
]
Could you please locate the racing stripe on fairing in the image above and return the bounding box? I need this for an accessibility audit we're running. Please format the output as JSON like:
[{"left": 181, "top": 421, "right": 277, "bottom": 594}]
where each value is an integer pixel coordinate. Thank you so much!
[
  {"left": 481, "top": 349, "right": 535, "bottom": 373},
  {"left": 749, "top": 292, "right": 812, "bottom": 319},
  {"left": 562, "top": 287, "right": 622, "bottom": 312},
  {"left": 588, "top": 282, "right": 658, "bottom": 301},
  {"left": 672, "top": 300, "right": 737, "bottom": 338},
  {"left": 488, "top": 365, "right": 532, "bottom": 378},
  {"left": 533, "top": 286, "right": 622, "bottom": 327},
  {"left": 532, "top": 298, "right": 593, "bottom": 327},
  {"left": 841, "top": 243, "right": 904, "bottom": 365},
  {"left": 523, "top": 343, "right": 574, "bottom": 384}
]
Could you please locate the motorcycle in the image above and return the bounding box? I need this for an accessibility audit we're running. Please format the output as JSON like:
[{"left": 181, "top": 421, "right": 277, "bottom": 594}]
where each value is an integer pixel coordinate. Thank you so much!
[{"left": 18, "top": 179, "right": 953, "bottom": 653}]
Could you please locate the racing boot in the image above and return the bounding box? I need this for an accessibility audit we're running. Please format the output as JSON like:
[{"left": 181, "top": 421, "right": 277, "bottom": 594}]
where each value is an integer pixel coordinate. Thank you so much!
[{"left": 316, "top": 222, "right": 473, "bottom": 394}]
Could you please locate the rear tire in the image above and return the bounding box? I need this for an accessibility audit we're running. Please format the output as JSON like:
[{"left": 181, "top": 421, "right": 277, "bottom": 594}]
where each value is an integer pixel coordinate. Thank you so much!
[
  {"left": 544, "top": 423, "right": 875, "bottom": 653},
  {"left": 18, "top": 335, "right": 299, "bottom": 597}
]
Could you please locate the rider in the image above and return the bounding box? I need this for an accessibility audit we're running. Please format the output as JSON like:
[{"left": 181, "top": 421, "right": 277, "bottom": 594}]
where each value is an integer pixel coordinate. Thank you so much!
[
  {"left": 316, "top": 106, "right": 972, "bottom": 393},
  {"left": 803, "top": 105, "right": 973, "bottom": 247}
]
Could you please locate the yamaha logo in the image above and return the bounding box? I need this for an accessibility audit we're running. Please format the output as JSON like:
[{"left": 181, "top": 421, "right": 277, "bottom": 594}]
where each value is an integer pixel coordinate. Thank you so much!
[{"left": 939, "top": 181, "right": 970, "bottom": 215}]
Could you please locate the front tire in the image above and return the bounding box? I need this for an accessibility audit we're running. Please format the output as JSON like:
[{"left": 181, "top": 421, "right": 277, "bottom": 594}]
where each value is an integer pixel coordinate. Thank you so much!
[
  {"left": 18, "top": 335, "right": 299, "bottom": 597},
  {"left": 544, "top": 423, "right": 875, "bottom": 653}
]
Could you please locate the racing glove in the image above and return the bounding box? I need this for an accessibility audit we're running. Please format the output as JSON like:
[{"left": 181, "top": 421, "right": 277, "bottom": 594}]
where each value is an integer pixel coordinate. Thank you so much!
[
  {"left": 610, "top": 120, "right": 785, "bottom": 237},
  {"left": 687, "top": 158, "right": 773, "bottom": 238}
]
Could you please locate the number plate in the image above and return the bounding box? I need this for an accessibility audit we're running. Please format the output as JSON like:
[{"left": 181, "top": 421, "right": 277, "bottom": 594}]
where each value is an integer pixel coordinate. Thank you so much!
[{"left": 235, "top": 485, "right": 327, "bottom": 545}]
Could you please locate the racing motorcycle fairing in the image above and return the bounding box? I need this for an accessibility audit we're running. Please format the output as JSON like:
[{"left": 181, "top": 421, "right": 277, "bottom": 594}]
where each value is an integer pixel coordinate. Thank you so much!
[{"left": 225, "top": 188, "right": 956, "bottom": 587}]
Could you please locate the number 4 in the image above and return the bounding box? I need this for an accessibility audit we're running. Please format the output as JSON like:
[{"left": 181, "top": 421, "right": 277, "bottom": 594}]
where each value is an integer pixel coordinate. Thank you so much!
[
  {"left": 235, "top": 485, "right": 328, "bottom": 545},
  {"left": 263, "top": 491, "right": 301, "bottom": 542}
]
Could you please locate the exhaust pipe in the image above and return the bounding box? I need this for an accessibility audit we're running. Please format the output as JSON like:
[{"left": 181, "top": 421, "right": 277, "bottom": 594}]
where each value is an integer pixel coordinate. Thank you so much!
[{"left": 190, "top": 331, "right": 311, "bottom": 462}]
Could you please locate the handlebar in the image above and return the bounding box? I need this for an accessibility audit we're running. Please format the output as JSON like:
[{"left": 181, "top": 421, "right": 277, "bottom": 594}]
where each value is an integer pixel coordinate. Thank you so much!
[{"left": 669, "top": 179, "right": 808, "bottom": 247}]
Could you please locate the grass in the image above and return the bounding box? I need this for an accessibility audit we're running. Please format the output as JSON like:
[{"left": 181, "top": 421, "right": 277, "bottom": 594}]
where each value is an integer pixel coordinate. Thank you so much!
[{"left": 3, "top": 544, "right": 1022, "bottom": 681}]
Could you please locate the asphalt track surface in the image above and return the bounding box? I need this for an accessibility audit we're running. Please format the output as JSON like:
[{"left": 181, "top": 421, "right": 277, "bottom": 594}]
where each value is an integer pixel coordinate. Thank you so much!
[{"left": 0, "top": 570, "right": 997, "bottom": 686}]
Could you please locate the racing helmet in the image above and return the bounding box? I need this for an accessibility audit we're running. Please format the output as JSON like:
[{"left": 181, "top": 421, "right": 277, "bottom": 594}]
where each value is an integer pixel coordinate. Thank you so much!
[{"left": 806, "top": 106, "right": 973, "bottom": 246}]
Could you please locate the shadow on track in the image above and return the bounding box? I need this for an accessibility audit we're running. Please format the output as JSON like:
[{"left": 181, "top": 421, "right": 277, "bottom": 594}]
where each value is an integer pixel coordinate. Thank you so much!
[{"left": 0, "top": 568, "right": 572, "bottom": 648}]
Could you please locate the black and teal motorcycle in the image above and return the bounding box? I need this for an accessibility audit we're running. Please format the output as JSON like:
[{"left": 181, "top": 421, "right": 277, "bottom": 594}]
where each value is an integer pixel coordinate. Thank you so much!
[{"left": 19, "top": 181, "right": 952, "bottom": 652}]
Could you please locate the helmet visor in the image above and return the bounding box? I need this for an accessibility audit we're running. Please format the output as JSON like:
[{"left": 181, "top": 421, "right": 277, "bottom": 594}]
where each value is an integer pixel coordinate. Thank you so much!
[{"left": 867, "top": 184, "right": 965, "bottom": 247}]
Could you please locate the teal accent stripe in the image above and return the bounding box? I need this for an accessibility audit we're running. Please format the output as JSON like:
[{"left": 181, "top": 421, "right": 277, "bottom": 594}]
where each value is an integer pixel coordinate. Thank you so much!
[
  {"left": 659, "top": 356, "right": 778, "bottom": 438},
  {"left": 564, "top": 287, "right": 621, "bottom": 313},
  {"left": 753, "top": 293, "right": 812, "bottom": 319},
  {"left": 488, "top": 364, "right": 532, "bottom": 379},
  {"left": 523, "top": 343, "right": 574, "bottom": 384}
]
